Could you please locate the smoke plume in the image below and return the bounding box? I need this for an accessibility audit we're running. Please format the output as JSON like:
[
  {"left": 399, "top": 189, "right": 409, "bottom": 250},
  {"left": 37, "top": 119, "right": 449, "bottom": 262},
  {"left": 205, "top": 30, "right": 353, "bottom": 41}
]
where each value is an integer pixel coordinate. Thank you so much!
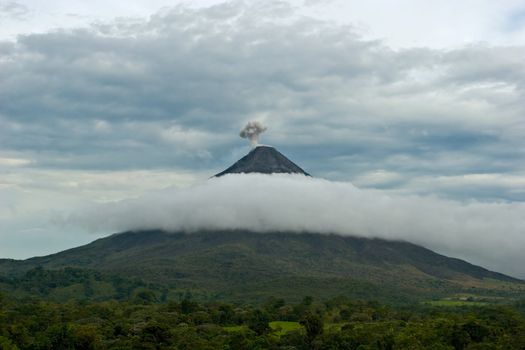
[
  {"left": 239, "top": 121, "right": 267, "bottom": 146},
  {"left": 70, "top": 174, "right": 525, "bottom": 279}
]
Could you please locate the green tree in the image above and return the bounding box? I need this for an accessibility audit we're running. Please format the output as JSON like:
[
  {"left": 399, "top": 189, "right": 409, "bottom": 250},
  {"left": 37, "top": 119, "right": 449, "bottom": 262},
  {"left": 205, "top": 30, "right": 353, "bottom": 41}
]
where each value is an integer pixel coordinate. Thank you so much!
[
  {"left": 247, "top": 309, "right": 270, "bottom": 335},
  {"left": 300, "top": 312, "right": 323, "bottom": 343},
  {"left": 133, "top": 289, "right": 158, "bottom": 305},
  {"left": 180, "top": 299, "right": 198, "bottom": 314},
  {"left": 0, "top": 336, "right": 19, "bottom": 350}
]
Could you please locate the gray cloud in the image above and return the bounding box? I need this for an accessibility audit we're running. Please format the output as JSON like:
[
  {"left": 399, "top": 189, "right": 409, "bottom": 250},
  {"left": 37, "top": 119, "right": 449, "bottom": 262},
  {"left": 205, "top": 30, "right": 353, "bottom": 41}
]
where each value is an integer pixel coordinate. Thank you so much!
[
  {"left": 0, "top": 1, "right": 29, "bottom": 20},
  {"left": 0, "top": 1, "right": 524, "bottom": 202},
  {"left": 70, "top": 174, "right": 525, "bottom": 279}
]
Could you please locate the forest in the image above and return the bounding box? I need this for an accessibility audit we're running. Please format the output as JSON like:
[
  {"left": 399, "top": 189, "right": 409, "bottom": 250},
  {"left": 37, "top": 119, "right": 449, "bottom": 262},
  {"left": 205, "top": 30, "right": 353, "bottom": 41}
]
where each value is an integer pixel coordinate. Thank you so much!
[{"left": 1, "top": 289, "right": 525, "bottom": 349}]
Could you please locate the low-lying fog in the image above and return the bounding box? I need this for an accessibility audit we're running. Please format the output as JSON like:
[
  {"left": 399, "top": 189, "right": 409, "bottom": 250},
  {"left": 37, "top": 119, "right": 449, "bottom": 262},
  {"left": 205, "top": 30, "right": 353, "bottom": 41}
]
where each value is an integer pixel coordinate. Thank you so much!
[{"left": 71, "top": 174, "right": 525, "bottom": 279}]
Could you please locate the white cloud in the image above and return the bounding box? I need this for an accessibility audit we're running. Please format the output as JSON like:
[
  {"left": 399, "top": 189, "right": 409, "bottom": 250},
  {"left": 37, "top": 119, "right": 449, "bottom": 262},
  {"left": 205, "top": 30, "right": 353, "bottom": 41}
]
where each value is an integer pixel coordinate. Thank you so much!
[
  {"left": 0, "top": 1, "right": 29, "bottom": 19},
  {"left": 352, "top": 170, "right": 404, "bottom": 187},
  {"left": 70, "top": 173, "right": 525, "bottom": 278},
  {"left": 1, "top": 168, "right": 202, "bottom": 200},
  {"left": 3, "top": 0, "right": 525, "bottom": 47},
  {"left": 0, "top": 156, "right": 31, "bottom": 166},
  {"left": 298, "top": 0, "right": 525, "bottom": 48},
  {"left": 93, "top": 119, "right": 111, "bottom": 133},
  {"left": 0, "top": 168, "right": 205, "bottom": 258}
]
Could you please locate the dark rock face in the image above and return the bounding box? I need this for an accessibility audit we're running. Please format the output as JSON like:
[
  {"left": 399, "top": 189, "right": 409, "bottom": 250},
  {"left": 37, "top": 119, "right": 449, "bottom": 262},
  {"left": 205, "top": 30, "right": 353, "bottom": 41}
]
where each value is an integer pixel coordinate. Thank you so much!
[{"left": 214, "top": 145, "right": 310, "bottom": 177}]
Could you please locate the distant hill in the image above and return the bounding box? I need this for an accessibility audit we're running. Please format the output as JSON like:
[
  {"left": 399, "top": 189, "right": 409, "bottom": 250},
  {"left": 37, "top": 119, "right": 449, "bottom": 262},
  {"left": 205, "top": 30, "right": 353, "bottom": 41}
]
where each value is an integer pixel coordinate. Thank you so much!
[
  {"left": 214, "top": 146, "right": 310, "bottom": 177},
  {"left": 1, "top": 231, "right": 523, "bottom": 303}
]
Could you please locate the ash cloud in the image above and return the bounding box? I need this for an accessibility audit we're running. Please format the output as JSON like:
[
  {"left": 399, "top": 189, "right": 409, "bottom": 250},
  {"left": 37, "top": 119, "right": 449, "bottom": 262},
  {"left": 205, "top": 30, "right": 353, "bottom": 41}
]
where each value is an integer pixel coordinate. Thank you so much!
[
  {"left": 71, "top": 174, "right": 525, "bottom": 279},
  {"left": 239, "top": 121, "right": 267, "bottom": 147}
]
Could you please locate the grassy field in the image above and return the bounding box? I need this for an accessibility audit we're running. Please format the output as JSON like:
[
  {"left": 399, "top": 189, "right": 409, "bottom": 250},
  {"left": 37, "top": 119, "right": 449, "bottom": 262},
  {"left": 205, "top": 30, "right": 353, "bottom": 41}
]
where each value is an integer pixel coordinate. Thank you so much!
[
  {"left": 223, "top": 322, "right": 303, "bottom": 336},
  {"left": 223, "top": 325, "right": 247, "bottom": 333},
  {"left": 269, "top": 321, "right": 303, "bottom": 336},
  {"left": 225, "top": 321, "right": 349, "bottom": 336},
  {"left": 324, "top": 322, "right": 346, "bottom": 331},
  {"left": 424, "top": 300, "right": 489, "bottom": 307}
]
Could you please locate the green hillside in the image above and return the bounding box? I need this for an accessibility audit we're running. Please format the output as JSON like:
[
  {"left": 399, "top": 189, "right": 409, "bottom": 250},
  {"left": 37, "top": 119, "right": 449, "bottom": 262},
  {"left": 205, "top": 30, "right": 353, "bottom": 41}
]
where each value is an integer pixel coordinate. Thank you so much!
[{"left": 1, "top": 231, "right": 524, "bottom": 303}]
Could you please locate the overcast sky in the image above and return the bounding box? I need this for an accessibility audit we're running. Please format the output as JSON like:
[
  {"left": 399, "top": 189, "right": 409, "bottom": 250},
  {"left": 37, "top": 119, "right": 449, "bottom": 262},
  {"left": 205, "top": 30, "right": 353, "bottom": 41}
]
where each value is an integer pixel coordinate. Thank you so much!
[{"left": 1, "top": 0, "right": 525, "bottom": 274}]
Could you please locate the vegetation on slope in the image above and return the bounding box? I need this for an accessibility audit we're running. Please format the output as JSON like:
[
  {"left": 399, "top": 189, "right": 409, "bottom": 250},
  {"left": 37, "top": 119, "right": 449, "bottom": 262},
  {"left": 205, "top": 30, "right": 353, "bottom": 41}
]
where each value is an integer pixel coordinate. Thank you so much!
[{"left": 1, "top": 231, "right": 523, "bottom": 304}]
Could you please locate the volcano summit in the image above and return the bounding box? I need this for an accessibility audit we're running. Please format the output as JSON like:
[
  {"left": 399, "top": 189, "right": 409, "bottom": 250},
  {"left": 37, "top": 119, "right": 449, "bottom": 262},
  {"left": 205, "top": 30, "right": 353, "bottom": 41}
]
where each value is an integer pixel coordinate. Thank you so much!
[{"left": 214, "top": 145, "right": 310, "bottom": 177}]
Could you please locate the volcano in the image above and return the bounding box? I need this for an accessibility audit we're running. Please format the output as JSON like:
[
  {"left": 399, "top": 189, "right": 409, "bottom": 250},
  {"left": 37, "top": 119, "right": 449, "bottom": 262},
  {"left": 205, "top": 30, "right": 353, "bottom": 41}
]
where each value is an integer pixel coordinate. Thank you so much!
[{"left": 214, "top": 145, "right": 310, "bottom": 177}]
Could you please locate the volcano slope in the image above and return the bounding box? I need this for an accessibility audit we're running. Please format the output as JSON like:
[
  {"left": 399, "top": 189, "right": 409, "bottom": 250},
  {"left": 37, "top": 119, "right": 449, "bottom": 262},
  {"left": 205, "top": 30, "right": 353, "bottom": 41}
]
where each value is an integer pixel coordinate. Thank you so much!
[
  {"left": 214, "top": 145, "right": 310, "bottom": 176},
  {"left": 1, "top": 230, "right": 523, "bottom": 303}
]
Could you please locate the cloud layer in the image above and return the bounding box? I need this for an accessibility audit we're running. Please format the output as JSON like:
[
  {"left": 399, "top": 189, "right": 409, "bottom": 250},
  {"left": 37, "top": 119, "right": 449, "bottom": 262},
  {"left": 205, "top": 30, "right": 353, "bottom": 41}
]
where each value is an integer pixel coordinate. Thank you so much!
[
  {"left": 1, "top": 1, "right": 524, "bottom": 202},
  {"left": 71, "top": 174, "right": 525, "bottom": 279}
]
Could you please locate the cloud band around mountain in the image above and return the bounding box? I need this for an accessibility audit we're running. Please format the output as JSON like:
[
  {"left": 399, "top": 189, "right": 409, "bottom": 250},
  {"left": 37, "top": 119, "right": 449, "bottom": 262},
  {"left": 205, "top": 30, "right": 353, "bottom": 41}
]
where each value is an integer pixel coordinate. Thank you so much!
[{"left": 70, "top": 174, "right": 525, "bottom": 279}]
